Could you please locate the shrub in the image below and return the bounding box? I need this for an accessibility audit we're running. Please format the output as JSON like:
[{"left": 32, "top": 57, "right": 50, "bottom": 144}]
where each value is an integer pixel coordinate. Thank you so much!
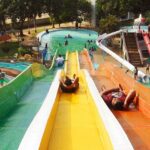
[
  {"left": 2, "top": 47, "right": 10, "bottom": 53},
  {"left": 0, "top": 42, "right": 19, "bottom": 57},
  {"left": 18, "top": 47, "right": 29, "bottom": 56}
]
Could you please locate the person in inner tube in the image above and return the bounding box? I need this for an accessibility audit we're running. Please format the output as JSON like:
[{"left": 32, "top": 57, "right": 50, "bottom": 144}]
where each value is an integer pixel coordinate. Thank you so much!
[{"left": 60, "top": 74, "right": 79, "bottom": 92}]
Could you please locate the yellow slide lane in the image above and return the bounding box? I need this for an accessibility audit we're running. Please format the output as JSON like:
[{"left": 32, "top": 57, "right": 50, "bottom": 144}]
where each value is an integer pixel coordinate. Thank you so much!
[
  {"left": 43, "top": 52, "right": 113, "bottom": 150},
  {"left": 65, "top": 52, "right": 79, "bottom": 76}
]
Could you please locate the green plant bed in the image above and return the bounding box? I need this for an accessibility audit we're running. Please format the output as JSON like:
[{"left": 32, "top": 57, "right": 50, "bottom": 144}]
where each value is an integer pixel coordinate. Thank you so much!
[{"left": 0, "top": 42, "right": 19, "bottom": 57}]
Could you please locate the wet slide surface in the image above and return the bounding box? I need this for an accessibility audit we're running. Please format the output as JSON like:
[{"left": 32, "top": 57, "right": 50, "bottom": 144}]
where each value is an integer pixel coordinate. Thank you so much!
[
  {"left": 47, "top": 52, "right": 110, "bottom": 150},
  {"left": 112, "top": 109, "right": 150, "bottom": 150},
  {"left": 79, "top": 50, "right": 150, "bottom": 150},
  {"left": 0, "top": 71, "right": 55, "bottom": 150},
  {"left": 94, "top": 75, "right": 150, "bottom": 150}
]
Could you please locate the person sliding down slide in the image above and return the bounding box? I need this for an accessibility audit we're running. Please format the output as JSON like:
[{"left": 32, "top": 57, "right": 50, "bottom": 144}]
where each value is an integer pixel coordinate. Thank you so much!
[
  {"left": 101, "top": 84, "right": 137, "bottom": 110},
  {"left": 60, "top": 74, "right": 79, "bottom": 93},
  {"left": 56, "top": 54, "right": 64, "bottom": 67}
]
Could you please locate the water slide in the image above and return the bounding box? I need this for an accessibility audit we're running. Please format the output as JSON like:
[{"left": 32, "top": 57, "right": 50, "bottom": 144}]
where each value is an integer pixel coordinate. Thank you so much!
[
  {"left": 19, "top": 51, "right": 133, "bottom": 150},
  {"left": 142, "top": 32, "right": 150, "bottom": 54},
  {"left": 90, "top": 30, "right": 150, "bottom": 150},
  {"left": 46, "top": 51, "right": 113, "bottom": 150},
  {"left": 79, "top": 50, "right": 150, "bottom": 150},
  {"left": 79, "top": 49, "right": 150, "bottom": 149},
  {"left": 0, "top": 51, "right": 58, "bottom": 149}
]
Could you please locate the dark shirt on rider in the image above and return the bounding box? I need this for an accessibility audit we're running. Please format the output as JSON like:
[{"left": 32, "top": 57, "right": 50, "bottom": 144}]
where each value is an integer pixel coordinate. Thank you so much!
[
  {"left": 64, "top": 78, "right": 72, "bottom": 86},
  {"left": 102, "top": 91, "right": 126, "bottom": 107}
]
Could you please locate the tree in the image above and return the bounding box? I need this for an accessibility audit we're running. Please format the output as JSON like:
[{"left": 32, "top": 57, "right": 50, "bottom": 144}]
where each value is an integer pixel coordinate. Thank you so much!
[
  {"left": 44, "top": 0, "right": 91, "bottom": 28},
  {"left": 96, "top": 0, "right": 150, "bottom": 19},
  {"left": 8, "top": 0, "right": 29, "bottom": 36},
  {"left": 96, "top": 0, "right": 150, "bottom": 33},
  {"left": 26, "top": 0, "right": 43, "bottom": 32},
  {"left": 78, "top": 0, "right": 91, "bottom": 24},
  {"left": 99, "top": 15, "right": 119, "bottom": 33},
  {"left": 44, "top": 0, "right": 56, "bottom": 27},
  {"left": 0, "top": 0, "right": 10, "bottom": 31},
  {"left": 50, "top": 0, "right": 64, "bottom": 27},
  {"left": 61, "top": 0, "right": 91, "bottom": 28},
  {"left": 145, "top": 11, "right": 150, "bottom": 24}
]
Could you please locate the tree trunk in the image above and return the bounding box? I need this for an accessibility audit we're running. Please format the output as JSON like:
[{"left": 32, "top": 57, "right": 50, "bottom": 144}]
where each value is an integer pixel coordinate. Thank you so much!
[
  {"left": 2, "top": 17, "right": 6, "bottom": 31},
  {"left": 34, "top": 16, "right": 37, "bottom": 33},
  {"left": 28, "top": 18, "right": 30, "bottom": 34},
  {"left": 52, "top": 22, "right": 55, "bottom": 28},
  {"left": 19, "top": 20, "right": 24, "bottom": 36},
  {"left": 20, "top": 29, "right": 23, "bottom": 36},
  {"left": 75, "top": 21, "right": 78, "bottom": 29}
]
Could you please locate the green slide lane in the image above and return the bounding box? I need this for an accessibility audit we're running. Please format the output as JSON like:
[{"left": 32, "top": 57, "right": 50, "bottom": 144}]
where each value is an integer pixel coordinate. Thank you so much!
[{"left": 0, "top": 70, "right": 56, "bottom": 150}]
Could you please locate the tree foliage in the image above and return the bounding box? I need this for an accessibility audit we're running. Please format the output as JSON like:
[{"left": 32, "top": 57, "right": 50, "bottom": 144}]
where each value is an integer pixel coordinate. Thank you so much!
[
  {"left": 96, "top": 0, "right": 150, "bottom": 32},
  {"left": 0, "top": 0, "right": 91, "bottom": 35},
  {"left": 99, "top": 15, "right": 119, "bottom": 33},
  {"left": 0, "top": 0, "right": 150, "bottom": 35}
]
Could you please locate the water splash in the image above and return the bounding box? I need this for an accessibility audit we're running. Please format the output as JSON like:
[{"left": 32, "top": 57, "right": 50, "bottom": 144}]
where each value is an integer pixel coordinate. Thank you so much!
[{"left": 91, "top": 0, "right": 96, "bottom": 27}]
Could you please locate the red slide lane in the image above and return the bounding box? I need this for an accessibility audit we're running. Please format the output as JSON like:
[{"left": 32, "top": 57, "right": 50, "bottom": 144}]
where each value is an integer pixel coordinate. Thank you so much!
[{"left": 142, "top": 32, "right": 150, "bottom": 54}]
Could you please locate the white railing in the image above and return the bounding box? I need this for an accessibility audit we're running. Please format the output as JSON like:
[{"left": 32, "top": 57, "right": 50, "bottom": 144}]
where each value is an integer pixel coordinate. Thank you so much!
[{"left": 122, "top": 32, "right": 129, "bottom": 61}]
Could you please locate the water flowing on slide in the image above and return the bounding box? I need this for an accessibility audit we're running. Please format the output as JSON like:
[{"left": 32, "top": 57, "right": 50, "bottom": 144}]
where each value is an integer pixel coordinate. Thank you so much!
[{"left": 45, "top": 51, "right": 112, "bottom": 149}]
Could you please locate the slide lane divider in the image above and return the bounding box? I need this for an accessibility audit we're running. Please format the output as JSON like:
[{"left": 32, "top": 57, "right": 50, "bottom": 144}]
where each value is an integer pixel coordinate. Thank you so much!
[{"left": 18, "top": 70, "right": 61, "bottom": 150}]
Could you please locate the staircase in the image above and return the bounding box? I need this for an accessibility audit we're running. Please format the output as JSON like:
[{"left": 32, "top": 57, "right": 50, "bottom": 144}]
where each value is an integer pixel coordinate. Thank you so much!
[{"left": 124, "top": 33, "right": 142, "bottom": 66}]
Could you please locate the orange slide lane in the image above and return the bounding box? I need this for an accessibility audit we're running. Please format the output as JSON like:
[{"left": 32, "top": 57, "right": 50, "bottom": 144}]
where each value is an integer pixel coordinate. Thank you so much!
[{"left": 79, "top": 49, "right": 150, "bottom": 150}]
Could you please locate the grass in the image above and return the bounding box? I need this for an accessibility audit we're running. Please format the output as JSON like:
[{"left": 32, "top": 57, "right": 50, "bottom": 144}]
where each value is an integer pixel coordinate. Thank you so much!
[{"left": 30, "top": 28, "right": 45, "bottom": 37}]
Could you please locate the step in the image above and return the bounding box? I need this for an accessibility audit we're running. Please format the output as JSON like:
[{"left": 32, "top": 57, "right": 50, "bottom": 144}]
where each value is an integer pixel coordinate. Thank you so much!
[
  {"left": 128, "top": 50, "right": 139, "bottom": 53},
  {"left": 129, "top": 61, "right": 142, "bottom": 66},
  {"left": 129, "top": 60, "right": 141, "bottom": 63},
  {"left": 125, "top": 38, "right": 136, "bottom": 41},
  {"left": 127, "top": 45, "right": 137, "bottom": 51},
  {"left": 130, "top": 58, "right": 141, "bottom": 61},
  {"left": 125, "top": 38, "right": 135, "bottom": 41},
  {"left": 126, "top": 41, "right": 136, "bottom": 44},
  {"left": 125, "top": 34, "right": 135, "bottom": 37},
  {"left": 128, "top": 54, "right": 141, "bottom": 59},
  {"left": 125, "top": 39, "right": 135, "bottom": 41},
  {"left": 128, "top": 55, "right": 141, "bottom": 60}
]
